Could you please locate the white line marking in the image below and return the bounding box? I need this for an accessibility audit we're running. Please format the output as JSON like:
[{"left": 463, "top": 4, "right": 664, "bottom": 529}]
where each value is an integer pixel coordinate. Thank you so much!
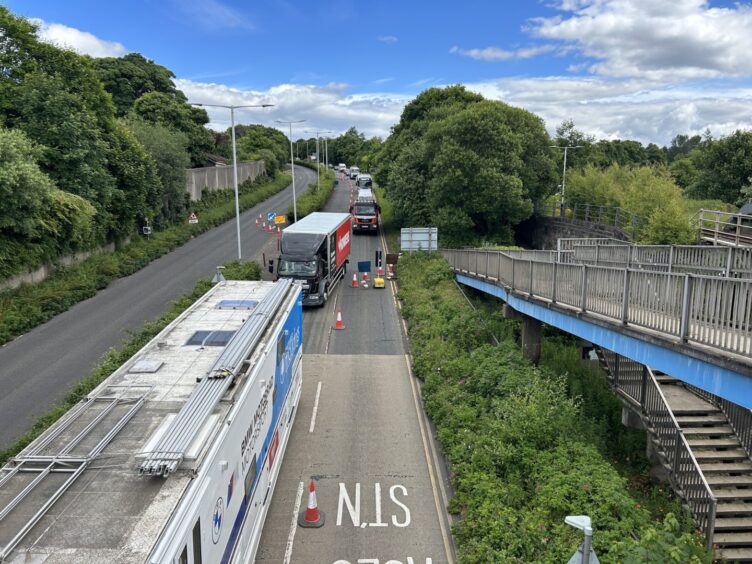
[
  {"left": 284, "top": 480, "right": 305, "bottom": 564},
  {"left": 309, "top": 381, "right": 323, "bottom": 433}
]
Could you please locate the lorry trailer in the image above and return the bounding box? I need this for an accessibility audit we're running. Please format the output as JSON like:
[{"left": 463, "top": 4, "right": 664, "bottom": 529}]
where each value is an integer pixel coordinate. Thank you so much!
[
  {"left": 275, "top": 212, "right": 352, "bottom": 306},
  {"left": 0, "top": 279, "right": 303, "bottom": 564}
]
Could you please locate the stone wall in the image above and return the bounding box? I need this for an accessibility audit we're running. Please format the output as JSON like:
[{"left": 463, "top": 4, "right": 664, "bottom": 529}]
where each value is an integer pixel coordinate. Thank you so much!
[{"left": 185, "top": 160, "right": 266, "bottom": 201}]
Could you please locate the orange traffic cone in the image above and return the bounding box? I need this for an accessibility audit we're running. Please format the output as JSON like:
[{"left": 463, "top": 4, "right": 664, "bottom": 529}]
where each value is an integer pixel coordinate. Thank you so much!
[
  {"left": 351, "top": 273, "right": 358, "bottom": 287},
  {"left": 298, "top": 480, "right": 325, "bottom": 528},
  {"left": 277, "top": 225, "right": 281, "bottom": 234},
  {"left": 377, "top": 265, "right": 384, "bottom": 277},
  {"left": 262, "top": 221, "right": 266, "bottom": 230},
  {"left": 255, "top": 217, "right": 259, "bottom": 227},
  {"left": 361, "top": 272, "right": 369, "bottom": 287},
  {"left": 334, "top": 309, "right": 345, "bottom": 330},
  {"left": 387, "top": 264, "right": 395, "bottom": 279}
]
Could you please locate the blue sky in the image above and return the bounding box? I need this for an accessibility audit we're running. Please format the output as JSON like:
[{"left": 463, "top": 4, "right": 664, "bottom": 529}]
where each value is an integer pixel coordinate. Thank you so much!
[{"left": 7, "top": 0, "right": 752, "bottom": 144}]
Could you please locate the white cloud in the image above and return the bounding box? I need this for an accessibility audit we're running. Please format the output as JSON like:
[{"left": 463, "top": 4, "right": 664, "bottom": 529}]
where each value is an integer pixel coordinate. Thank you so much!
[
  {"left": 529, "top": 0, "right": 752, "bottom": 80},
  {"left": 31, "top": 19, "right": 127, "bottom": 57},
  {"left": 450, "top": 44, "right": 556, "bottom": 61},
  {"left": 372, "top": 77, "right": 395, "bottom": 85},
  {"left": 176, "top": 0, "right": 255, "bottom": 31},
  {"left": 465, "top": 75, "right": 752, "bottom": 145},
  {"left": 377, "top": 35, "right": 398, "bottom": 44},
  {"left": 175, "top": 79, "right": 410, "bottom": 139}
]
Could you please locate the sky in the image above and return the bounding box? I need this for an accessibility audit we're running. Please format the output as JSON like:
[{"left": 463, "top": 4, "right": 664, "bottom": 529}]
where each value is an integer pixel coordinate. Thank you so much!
[{"left": 6, "top": 0, "right": 752, "bottom": 145}]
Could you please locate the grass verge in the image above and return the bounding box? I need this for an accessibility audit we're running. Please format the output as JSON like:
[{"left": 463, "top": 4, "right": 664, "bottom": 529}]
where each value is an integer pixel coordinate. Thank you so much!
[
  {"left": 396, "top": 252, "right": 711, "bottom": 563},
  {"left": 0, "top": 260, "right": 261, "bottom": 466},
  {"left": 0, "top": 173, "right": 290, "bottom": 346}
]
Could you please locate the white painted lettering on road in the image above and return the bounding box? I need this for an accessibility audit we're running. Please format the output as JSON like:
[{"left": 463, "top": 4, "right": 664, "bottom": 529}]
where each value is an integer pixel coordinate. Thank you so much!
[
  {"left": 336, "top": 483, "right": 411, "bottom": 528},
  {"left": 389, "top": 485, "right": 411, "bottom": 527}
]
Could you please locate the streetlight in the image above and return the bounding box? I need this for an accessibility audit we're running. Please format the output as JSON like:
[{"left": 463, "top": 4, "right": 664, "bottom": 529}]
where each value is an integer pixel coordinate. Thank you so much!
[
  {"left": 192, "top": 102, "right": 274, "bottom": 259},
  {"left": 550, "top": 144, "right": 582, "bottom": 216},
  {"left": 308, "top": 130, "right": 332, "bottom": 191},
  {"left": 275, "top": 119, "right": 306, "bottom": 223}
]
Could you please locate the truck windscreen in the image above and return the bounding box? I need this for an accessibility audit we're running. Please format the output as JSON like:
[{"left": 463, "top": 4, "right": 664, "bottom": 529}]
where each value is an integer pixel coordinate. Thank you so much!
[
  {"left": 278, "top": 259, "right": 317, "bottom": 276},
  {"left": 354, "top": 203, "right": 376, "bottom": 215}
]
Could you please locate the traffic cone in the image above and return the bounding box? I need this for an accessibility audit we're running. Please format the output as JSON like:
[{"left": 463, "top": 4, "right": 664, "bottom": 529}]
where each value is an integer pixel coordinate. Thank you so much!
[
  {"left": 351, "top": 273, "right": 358, "bottom": 287},
  {"left": 334, "top": 309, "right": 345, "bottom": 330},
  {"left": 361, "top": 272, "right": 369, "bottom": 288},
  {"left": 377, "top": 265, "right": 384, "bottom": 277},
  {"left": 262, "top": 221, "right": 266, "bottom": 230},
  {"left": 387, "top": 264, "right": 395, "bottom": 279},
  {"left": 255, "top": 217, "right": 259, "bottom": 227},
  {"left": 268, "top": 223, "right": 274, "bottom": 233},
  {"left": 277, "top": 225, "right": 281, "bottom": 234},
  {"left": 298, "top": 480, "right": 325, "bottom": 528}
]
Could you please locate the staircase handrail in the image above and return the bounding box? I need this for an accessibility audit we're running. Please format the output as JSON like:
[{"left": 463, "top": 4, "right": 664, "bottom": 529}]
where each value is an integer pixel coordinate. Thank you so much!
[
  {"left": 542, "top": 199, "right": 646, "bottom": 239},
  {"left": 696, "top": 208, "right": 752, "bottom": 248},
  {"left": 599, "top": 350, "right": 716, "bottom": 548}
]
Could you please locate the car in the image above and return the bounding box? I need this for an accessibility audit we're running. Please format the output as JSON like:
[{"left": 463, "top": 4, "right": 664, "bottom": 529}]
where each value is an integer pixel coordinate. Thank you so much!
[
  {"left": 349, "top": 166, "right": 360, "bottom": 180},
  {"left": 356, "top": 174, "right": 373, "bottom": 188},
  {"left": 338, "top": 163, "right": 347, "bottom": 172}
]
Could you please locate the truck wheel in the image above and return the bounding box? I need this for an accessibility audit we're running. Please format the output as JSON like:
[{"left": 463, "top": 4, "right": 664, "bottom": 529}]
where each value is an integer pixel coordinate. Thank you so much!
[{"left": 321, "top": 289, "right": 329, "bottom": 306}]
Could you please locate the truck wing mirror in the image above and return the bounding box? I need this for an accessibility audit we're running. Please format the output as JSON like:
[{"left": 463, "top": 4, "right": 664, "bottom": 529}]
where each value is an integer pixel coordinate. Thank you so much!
[
  {"left": 268, "top": 259, "right": 274, "bottom": 274},
  {"left": 349, "top": 205, "right": 354, "bottom": 214}
]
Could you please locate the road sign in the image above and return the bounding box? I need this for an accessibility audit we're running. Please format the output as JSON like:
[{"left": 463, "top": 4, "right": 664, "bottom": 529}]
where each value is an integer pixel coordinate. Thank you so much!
[
  {"left": 267, "top": 212, "right": 276, "bottom": 222},
  {"left": 188, "top": 212, "right": 198, "bottom": 224},
  {"left": 274, "top": 215, "right": 287, "bottom": 225},
  {"left": 357, "top": 260, "right": 371, "bottom": 273}
]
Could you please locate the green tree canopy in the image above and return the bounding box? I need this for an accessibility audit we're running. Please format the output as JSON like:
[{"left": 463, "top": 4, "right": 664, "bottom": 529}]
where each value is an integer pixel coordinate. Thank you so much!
[
  {"left": 235, "top": 123, "right": 289, "bottom": 171},
  {"left": 93, "top": 53, "right": 185, "bottom": 116},
  {"left": 687, "top": 130, "right": 752, "bottom": 205}
]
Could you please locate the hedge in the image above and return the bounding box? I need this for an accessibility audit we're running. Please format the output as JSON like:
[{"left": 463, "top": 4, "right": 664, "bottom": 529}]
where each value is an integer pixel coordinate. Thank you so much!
[
  {"left": 0, "top": 260, "right": 261, "bottom": 466},
  {"left": 396, "top": 252, "right": 711, "bottom": 563},
  {"left": 0, "top": 173, "right": 290, "bottom": 345}
]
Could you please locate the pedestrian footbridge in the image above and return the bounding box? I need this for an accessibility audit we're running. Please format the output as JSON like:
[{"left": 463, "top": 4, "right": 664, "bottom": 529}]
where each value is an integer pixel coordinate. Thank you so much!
[{"left": 443, "top": 239, "right": 752, "bottom": 558}]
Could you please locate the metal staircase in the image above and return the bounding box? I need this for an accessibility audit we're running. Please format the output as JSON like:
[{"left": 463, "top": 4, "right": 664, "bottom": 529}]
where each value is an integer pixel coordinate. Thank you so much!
[{"left": 598, "top": 350, "right": 752, "bottom": 561}]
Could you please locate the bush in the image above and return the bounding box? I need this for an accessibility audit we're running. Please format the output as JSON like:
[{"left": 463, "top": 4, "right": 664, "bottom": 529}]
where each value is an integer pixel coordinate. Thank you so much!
[
  {"left": 287, "top": 163, "right": 335, "bottom": 222},
  {"left": 396, "top": 252, "right": 711, "bottom": 562}
]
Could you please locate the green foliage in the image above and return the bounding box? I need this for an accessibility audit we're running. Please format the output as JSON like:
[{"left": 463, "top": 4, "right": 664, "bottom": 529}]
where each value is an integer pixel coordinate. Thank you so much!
[
  {"left": 688, "top": 130, "right": 752, "bottom": 205},
  {"left": 93, "top": 53, "right": 185, "bottom": 117},
  {"left": 287, "top": 163, "right": 335, "bottom": 221},
  {"left": 131, "top": 91, "right": 213, "bottom": 167},
  {"left": 124, "top": 117, "right": 190, "bottom": 225},
  {"left": 564, "top": 164, "right": 696, "bottom": 244},
  {"left": 0, "top": 258, "right": 261, "bottom": 467},
  {"left": 325, "top": 127, "right": 383, "bottom": 170},
  {"left": 377, "top": 87, "right": 556, "bottom": 246},
  {"left": 0, "top": 173, "right": 290, "bottom": 345},
  {"left": 235, "top": 124, "right": 289, "bottom": 172},
  {"left": 396, "top": 252, "right": 711, "bottom": 562}
]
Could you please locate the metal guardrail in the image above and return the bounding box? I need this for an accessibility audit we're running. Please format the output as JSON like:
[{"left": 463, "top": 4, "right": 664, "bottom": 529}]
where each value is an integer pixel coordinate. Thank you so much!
[
  {"left": 542, "top": 200, "right": 645, "bottom": 239},
  {"left": 599, "top": 351, "right": 717, "bottom": 547},
  {"left": 695, "top": 208, "right": 752, "bottom": 248},
  {"left": 560, "top": 241, "right": 752, "bottom": 278},
  {"left": 443, "top": 248, "right": 752, "bottom": 359}
]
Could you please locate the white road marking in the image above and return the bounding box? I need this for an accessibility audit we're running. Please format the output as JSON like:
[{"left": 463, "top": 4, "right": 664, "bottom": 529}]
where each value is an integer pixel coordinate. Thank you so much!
[
  {"left": 309, "top": 381, "right": 323, "bottom": 433},
  {"left": 283, "top": 480, "right": 305, "bottom": 564},
  {"left": 379, "top": 224, "right": 454, "bottom": 561}
]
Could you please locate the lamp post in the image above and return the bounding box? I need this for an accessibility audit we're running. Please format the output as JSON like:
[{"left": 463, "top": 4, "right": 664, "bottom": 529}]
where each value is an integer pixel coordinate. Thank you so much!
[
  {"left": 550, "top": 144, "right": 582, "bottom": 217},
  {"left": 275, "top": 119, "right": 306, "bottom": 223},
  {"left": 309, "top": 130, "right": 332, "bottom": 191},
  {"left": 192, "top": 102, "right": 274, "bottom": 259}
]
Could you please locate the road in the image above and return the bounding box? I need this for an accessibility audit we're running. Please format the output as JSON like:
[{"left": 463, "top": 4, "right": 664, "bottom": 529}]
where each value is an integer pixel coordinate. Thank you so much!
[
  {"left": 256, "top": 173, "right": 455, "bottom": 563},
  {"left": 0, "top": 166, "right": 317, "bottom": 449}
]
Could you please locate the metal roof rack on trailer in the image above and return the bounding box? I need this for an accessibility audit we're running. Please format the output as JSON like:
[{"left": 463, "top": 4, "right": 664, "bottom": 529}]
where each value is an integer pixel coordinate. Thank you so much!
[
  {"left": 138, "top": 278, "right": 293, "bottom": 478},
  {"left": 0, "top": 384, "right": 150, "bottom": 561}
]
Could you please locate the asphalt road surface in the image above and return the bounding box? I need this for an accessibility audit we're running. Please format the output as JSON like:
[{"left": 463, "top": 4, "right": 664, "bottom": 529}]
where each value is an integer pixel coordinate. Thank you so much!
[
  {"left": 0, "top": 166, "right": 317, "bottom": 449},
  {"left": 256, "top": 173, "right": 455, "bottom": 563}
]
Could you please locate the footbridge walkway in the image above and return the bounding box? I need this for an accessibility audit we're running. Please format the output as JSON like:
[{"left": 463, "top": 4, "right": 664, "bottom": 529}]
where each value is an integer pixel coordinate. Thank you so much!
[{"left": 443, "top": 239, "right": 752, "bottom": 558}]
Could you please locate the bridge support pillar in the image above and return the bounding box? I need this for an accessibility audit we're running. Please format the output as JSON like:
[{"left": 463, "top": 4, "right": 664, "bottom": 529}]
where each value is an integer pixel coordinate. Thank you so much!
[{"left": 504, "top": 305, "right": 542, "bottom": 365}]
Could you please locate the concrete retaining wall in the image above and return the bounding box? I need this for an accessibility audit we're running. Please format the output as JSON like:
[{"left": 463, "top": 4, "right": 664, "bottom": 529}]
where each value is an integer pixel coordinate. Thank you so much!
[
  {"left": 515, "top": 216, "right": 631, "bottom": 250},
  {"left": 185, "top": 161, "right": 266, "bottom": 201}
]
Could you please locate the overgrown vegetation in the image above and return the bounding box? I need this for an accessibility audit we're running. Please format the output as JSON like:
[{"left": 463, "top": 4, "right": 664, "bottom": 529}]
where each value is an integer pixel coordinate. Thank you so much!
[
  {"left": 286, "top": 162, "right": 336, "bottom": 222},
  {"left": 375, "top": 86, "right": 557, "bottom": 246},
  {"left": 0, "top": 173, "right": 290, "bottom": 345},
  {"left": 397, "top": 252, "right": 711, "bottom": 563},
  {"left": 0, "top": 259, "right": 261, "bottom": 467}
]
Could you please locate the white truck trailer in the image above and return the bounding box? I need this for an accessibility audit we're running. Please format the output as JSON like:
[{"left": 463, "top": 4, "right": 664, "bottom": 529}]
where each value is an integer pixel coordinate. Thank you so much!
[{"left": 0, "top": 279, "right": 303, "bottom": 564}]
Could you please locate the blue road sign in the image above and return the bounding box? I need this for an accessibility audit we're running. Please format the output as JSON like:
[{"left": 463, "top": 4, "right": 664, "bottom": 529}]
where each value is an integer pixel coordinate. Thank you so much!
[
  {"left": 267, "top": 212, "right": 276, "bottom": 222},
  {"left": 357, "top": 260, "right": 371, "bottom": 273}
]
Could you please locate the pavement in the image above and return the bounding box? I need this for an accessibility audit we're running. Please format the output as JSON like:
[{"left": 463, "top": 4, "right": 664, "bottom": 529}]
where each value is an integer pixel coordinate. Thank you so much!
[
  {"left": 256, "top": 172, "right": 455, "bottom": 563},
  {"left": 0, "top": 165, "right": 317, "bottom": 449}
]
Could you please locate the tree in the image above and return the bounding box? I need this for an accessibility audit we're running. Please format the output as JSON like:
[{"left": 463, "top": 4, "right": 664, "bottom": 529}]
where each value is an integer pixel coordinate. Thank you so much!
[
  {"left": 123, "top": 117, "right": 190, "bottom": 225},
  {"left": 131, "top": 91, "right": 213, "bottom": 167},
  {"left": 93, "top": 53, "right": 185, "bottom": 116},
  {"left": 234, "top": 124, "right": 288, "bottom": 171},
  {"left": 666, "top": 134, "right": 703, "bottom": 162},
  {"left": 688, "top": 130, "right": 752, "bottom": 204}
]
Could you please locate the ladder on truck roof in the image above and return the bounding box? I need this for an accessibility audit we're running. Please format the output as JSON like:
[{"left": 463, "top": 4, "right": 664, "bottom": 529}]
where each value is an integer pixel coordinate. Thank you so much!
[
  {"left": 0, "top": 385, "right": 149, "bottom": 561},
  {"left": 138, "top": 278, "right": 293, "bottom": 478}
]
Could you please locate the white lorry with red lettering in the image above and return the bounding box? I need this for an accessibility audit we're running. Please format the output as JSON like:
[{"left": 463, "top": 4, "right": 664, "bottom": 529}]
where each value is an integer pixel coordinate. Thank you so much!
[{"left": 273, "top": 212, "right": 352, "bottom": 306}]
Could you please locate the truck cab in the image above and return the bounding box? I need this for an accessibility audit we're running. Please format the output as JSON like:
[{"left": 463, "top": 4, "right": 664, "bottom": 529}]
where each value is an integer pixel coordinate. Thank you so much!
[
  {"left": 350, "top": 189, "right": 380, "bottom": 233},
  {"left": 274, "top": 213, "right": 352, "bottom": 306}
]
